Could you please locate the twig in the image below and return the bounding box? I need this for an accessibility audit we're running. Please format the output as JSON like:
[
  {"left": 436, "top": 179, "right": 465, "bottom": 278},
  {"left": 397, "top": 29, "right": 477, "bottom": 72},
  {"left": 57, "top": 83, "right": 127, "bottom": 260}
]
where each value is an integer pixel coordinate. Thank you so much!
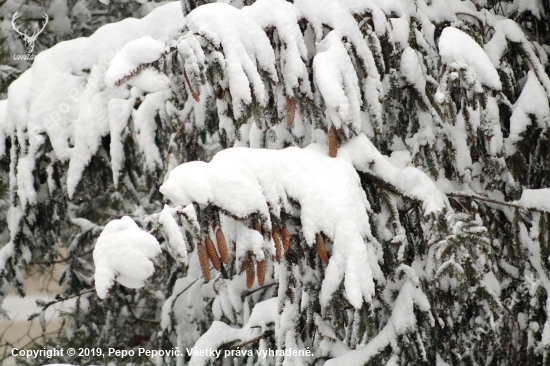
[
  {"left": 229, "top": 330, "right": 274, "bottom": 350},
  {"left": 447, "top": 191, "right": 545, "bottom": 212}
]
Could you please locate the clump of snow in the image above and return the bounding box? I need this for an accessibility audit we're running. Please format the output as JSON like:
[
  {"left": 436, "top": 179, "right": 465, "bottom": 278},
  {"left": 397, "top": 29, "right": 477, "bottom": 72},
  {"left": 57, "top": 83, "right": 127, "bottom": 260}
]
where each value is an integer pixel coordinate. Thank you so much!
[
  {"left": 93, "top": 216, "right": 161, "bottom": 299},
  {"left": 506, "top": 71, "right": 550, "bottom": 155},
  {"left": 188, "top": 298, "right": 279, "bottom": 365},
  {"left": 242, "top": 0, "right": 309, "bottom": 96},
  {"left": 438, "top": 27, "right": 502, "bottom": 90},
  {"left": 0, "top": 100, "right": 8, "bottom": 157},
  {"left": 338, "top": 134, "right": 447, "bottom": 214},
  {"left": 160, "top": 142, "right": 381, "bottom": 308},
  {"left": 105, "top": 36, "right": 170, "bottom": 92},
  {"left": 181, "top": 3, "right": 278, "bottom": 118},
  {"left": 400, "top": 47, "right": 426, "bottom": 91},
  {"left": 158, "top": 205, "right": 188, "bottom": 267},
  {"left": 324, "top": 266, "right": 431, "bottom": 366},
  {"left": 514, "top": 189, "right": 550, "bottom": 213},
  {"left": 4, "top": 2, "right": 184, "bottom": 201},
  {"left": 313, "top": 31, "right": 362, "bottom": 132}
]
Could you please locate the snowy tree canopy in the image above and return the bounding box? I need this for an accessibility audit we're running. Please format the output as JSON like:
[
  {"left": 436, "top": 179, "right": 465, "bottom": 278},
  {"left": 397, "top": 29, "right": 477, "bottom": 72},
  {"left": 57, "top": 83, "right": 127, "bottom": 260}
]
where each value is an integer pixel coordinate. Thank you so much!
[{"left": 1, "top": 0, "right": 550, "bottom": 364}]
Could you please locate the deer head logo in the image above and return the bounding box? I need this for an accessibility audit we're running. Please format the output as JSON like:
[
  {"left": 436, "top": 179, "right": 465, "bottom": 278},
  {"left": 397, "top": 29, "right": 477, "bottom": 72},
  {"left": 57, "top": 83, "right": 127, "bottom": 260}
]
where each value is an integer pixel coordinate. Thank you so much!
[{"left": 11, "top": 11, "right": 48, "bottom": 55}]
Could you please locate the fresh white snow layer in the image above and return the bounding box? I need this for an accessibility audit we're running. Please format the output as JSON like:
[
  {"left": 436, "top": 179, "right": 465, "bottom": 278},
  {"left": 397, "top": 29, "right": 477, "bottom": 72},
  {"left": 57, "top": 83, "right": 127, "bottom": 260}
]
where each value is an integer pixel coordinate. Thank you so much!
[{"left": 93, "top": 216, "right": 160, "bottom": 299}]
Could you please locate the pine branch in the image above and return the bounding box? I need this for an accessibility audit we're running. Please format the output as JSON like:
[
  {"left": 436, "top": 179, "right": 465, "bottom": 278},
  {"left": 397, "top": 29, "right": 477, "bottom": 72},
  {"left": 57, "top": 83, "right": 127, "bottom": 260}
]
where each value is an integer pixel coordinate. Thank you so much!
[
  {"left": 447, "top": 191, "right": 546, "bottom": 212},
  {"left": 228, "top": 330, "right": 274, "bottom": 350}
]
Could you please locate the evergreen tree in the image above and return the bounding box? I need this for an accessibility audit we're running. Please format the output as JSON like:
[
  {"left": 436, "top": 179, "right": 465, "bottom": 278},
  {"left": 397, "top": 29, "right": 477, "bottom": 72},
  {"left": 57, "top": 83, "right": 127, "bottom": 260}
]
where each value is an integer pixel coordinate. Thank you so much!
[{"left": 1, "top": 0, "right": 550, "bottom": 365}]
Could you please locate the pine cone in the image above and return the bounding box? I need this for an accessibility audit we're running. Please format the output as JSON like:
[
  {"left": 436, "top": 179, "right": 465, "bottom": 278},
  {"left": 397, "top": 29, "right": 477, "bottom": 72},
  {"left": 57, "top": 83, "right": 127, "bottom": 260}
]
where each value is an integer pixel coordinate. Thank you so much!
[
  {"left": 244, "top": 257, "right": 256, "bottom": 289},
  {"left": 205, "top": 236, "right": 221, "bottom": 271},
  {"left": 216, "top": 229, "right": 229, "bottom": 264},
  {"left": 281, "top": 226, "right": 291, "bottom": 255},
  {"left": 286, "top": 96, "right": 296, "bottom": 126},
  {"left": 256, "top": 260, "right": 266, "bottom": 286},
  {"left": 183, "top": 70, "right": 200, "bottom": 102},
  {"left": 197, "top": 243, "right": 210, "bottom": 282},
  {"left": 272, "top": 230, "right": 282, "bottom": 262},
  {"left": 253, "top": 219, "right": 262, "bottom": 235},
  {"left": 328, "top": 125, "right": 338, "bottom": 158},
  {"left": 316, "top": 233, "right": 329, "bottom": 264}
]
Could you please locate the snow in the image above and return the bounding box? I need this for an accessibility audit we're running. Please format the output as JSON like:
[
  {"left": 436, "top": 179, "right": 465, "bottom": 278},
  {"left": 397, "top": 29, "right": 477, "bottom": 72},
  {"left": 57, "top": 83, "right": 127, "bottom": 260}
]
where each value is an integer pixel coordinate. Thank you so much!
[
  {"left": 313, "top": 31, "right": 362, "bottom": 132},
  {"left": 400, "top": 47, "right": 426, "bottom": 91},
  {"left": 132, "top": 90, "right": 170, "bottom": 171},
  {"left": 338, "top": 134, "right": 447, "bottom": 214},
  {"left": 482, "top": 271, "right": 501, "bottom": 298},
  {"left": 242, "top": 0, "right": 309, "bottom": 96},
  {"left": 104, "top": 36, "right": 169, "bottom": 90},
  {"left": 514, "top": 189, "right": 550, "bottom": 212},
  {"left": 108, "top": 97, "right": 135, "bottom": 186},
  {"left": 158, "top": 205, "right": 188, "bottom": 267},
  {"left": 506, "top": 71, "right": 550, "bottom": 155},
  {"left": 0, "top": 100, "right": 8, "bottom": 157},
  {"left": 160, "top": 141, "right": 380, "bottom": 308},
  {"left": 516, "top": 0, "right": 543, "bottom": 19},
  {"left": 3, "top": 2, "right": 184, "bottom": 201},
  {"left": 324, "top": 270, "right": 431, "bottom": 366},
  {"left": 188, "top": 298, "right": 278, "bottom": 365},
  {"left": 182, "top": 3, "right": 278, "bottom": 118},
  {"left": 438, "top": 27, "right": 502, "bottom": 90},
  {"left": 93, "top": 216, "right": 161, "bottom": 299}
]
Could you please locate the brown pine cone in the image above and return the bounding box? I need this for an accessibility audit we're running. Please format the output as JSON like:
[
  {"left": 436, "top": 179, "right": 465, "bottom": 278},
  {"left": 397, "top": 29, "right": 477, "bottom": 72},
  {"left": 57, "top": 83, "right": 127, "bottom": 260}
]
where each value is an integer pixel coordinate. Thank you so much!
[
  {"left": 197, "top": 243, "right": 210, "bottom": 282},
  {"left": 253, "top": 219, "right": 262, "bottom": 235},
  {"left": 244, "top": 257, "right": 256, "bottom": 289},
  {"left": 281, "top": 226, "right": 291, "bottom": 255},
  {"left": 328, "top": 125, "right": 338, "bottom": 158},
  {"left": 316, "top": 233, "right": 329, "bottom": 264},
  {"left": 184, "top": 70, "right": 200, "bottom": 102},
  {"left": 272, "top": 230, "right": 282, "bottom": 263},
  {"left": 216, "top": 229, "right": 229, "bottom": 264},
  {"left": 205, "top": 236, "right": 221, "bottom": 271},
  {"left": 286, "top": 96, "right": 296, "bottom": 126},
  {"left": 256, "top": 260, "right": 266, "bottom": 286}
]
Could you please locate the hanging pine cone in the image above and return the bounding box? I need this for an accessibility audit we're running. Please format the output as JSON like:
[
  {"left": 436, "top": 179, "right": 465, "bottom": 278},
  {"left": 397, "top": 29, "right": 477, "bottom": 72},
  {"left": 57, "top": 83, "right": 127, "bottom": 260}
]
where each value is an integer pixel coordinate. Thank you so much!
[
  {"left": 256, "top": 260, "right": 266, "bottom": 286},
  {"left": 183, "top": 70, "right": 200, "bottom": 102},
  {"left": 316, "top": 233, "right": 329, "bottom": 264},
  {"left": 244, "top": 256, "right": 256, "bottom": 289},
  {"left": 253, "top": 219, "right": 262, "bottom": 234},
  {"left": 205, "top": 236, "right": 221, "bottom": 271},
  {"left": 272, "top": 230, "right": 282, "bottom": 262},
  {"left": 286, "top": 96, "right": 296, "bottom": 126},
  {"left": 216, "top": 228, "right": 229, "bottom": 264},
  {"left": 328, "top": 125, "right": 338, "bottom": 158},
  {"left": 197, "top": 242, "right": 210, "bottom": 282},
  {"left": 281, "top": 226, "right": 291, "bottom": 255}
]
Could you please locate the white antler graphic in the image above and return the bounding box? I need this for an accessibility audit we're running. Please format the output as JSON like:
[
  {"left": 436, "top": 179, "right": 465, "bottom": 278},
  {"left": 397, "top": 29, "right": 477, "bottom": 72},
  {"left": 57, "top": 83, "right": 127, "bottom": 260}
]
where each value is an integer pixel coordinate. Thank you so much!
[{"left": 12, "top": 11, "right": 48, "bottom": 54}]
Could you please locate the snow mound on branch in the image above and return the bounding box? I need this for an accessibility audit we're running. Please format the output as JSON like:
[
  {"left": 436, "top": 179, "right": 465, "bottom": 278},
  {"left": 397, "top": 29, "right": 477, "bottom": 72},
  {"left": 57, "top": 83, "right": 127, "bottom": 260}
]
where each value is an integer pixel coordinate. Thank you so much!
[
  {"left": 188, "top": 298, "right": 278, "bottom": 365},
  {"left": 506, "top": 71, "right": 550, "bottom": 155},
  {"left": 158, "top": 205, "right": 188, "bottom": 267},
  {"left": 514, "top": 189, "right": 550, "bottom": 212},
  {"left": 160, "top": 143, "right": 379, "bottom": 308},
  {"left": 313, "top": 31, "right": 362, "bottom": 132},
  {"left": 438, "top": 27, "right": 502, "bottom": 90},
  {"left": 400, "top": 47, "right": 426, "bottom": 91},
  {"left": 183, "top": 3, "right": 278, "bottom": 118},
  {"left": 242, "top": 0, "right": 308, "bottom": 96},
  {"left": 105, "top": 36, "right": 170, "bottom": 92},
  {"left": 93, "top": 216, "right": 160, "bottom": 299},
  {"left": 3, "top": 2, "right": 184, "bottom": 203},
  {"left": 325, "top": 266, "right": 431, "bottom": 366},
  {"left": 338, "top": 134, "right": 446, "bottom": 214}
]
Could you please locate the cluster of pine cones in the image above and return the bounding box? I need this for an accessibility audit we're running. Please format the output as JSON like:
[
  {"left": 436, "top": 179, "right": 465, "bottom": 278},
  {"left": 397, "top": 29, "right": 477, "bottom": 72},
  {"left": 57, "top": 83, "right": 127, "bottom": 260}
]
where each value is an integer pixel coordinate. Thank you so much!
[{"left": 196, "top": 220, "right": 329, "bottom": 289}]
